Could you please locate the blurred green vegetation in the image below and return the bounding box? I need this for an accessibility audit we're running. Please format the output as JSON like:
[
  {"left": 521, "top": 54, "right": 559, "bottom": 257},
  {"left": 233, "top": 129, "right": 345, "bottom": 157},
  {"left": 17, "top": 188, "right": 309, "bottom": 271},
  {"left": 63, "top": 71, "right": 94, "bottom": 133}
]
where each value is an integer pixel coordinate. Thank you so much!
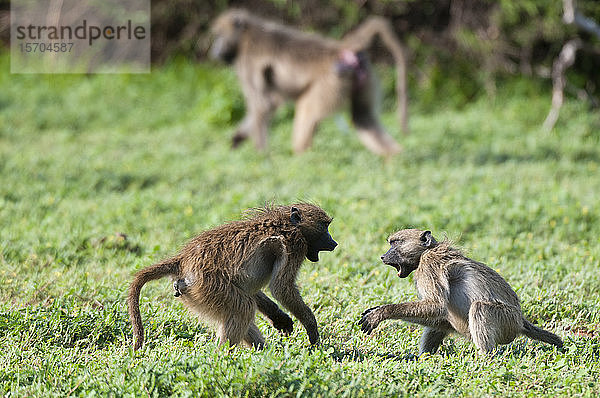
[
  {"left": 1, "top": 51, "right": 599, "bottom": 395},
  {"left": 147, "top": 0, "right": 600, "bottom": 108},
  {"left": 1, "top": 1, "right": 598, "bottom": 106}
]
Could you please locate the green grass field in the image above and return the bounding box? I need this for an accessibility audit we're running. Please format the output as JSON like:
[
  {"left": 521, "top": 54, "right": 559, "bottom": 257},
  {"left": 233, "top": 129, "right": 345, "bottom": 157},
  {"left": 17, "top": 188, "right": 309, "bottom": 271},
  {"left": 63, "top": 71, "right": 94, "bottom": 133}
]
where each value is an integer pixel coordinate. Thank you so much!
[{"left": 1, "top": 54, "right": 599, "bottom": 396}]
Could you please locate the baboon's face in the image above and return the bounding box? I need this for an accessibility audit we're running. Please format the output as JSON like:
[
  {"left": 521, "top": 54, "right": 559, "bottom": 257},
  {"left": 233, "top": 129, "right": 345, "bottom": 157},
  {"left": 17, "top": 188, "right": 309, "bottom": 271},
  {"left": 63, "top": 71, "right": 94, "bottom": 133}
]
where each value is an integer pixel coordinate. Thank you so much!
[
  {"left": 303, "top": 221, "right": 337, "bottom": 262},
  {"left": 381, "top": 229, "right": 436, "bottom": 278},
  {"left": 290, "top": 205, "right": 337, "bottom": 262},
  {"left": 210, "top": 10, "right": 247, "bottom": 64}
]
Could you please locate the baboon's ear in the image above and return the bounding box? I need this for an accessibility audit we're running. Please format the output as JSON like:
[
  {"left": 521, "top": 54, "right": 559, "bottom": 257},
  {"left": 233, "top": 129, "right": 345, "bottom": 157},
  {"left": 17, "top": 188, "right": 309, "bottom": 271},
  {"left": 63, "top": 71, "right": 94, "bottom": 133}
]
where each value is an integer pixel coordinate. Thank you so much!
[
  {"left": 420, "top": 230, "right": 434, "bottom": 247},
  {"left": 290, "top": 207, "right": 302, "bottom": 225}
]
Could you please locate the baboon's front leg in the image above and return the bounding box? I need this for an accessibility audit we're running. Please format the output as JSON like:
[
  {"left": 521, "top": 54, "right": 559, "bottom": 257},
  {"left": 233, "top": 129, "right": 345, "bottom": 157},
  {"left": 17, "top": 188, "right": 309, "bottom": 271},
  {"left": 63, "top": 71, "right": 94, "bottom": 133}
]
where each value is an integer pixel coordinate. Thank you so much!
[
  {"left": 292, "top": 82, "right": 342, "bottom": 154},
  {"left": 232, "top": 115, "right": 252, "bottom": 148},
  {"left": 255, "top": 291, "right": 294, "bottom": 335},
  {"left": 270, "top": 283, "right": 319, "bottom": 345},
  {"left": 359, "top": 301, "right": 447, "bottom": 334},
  {"left": 233, "top": 76, "right": 275, "bottom": 149},
  {"left": 233, "top": 104, "right": 273, "bottom": 150},
  {"left": 419, "top": 327, "right": 449, "bottom": 355},
  {"left": 350, "top": 72, "right": 402, "bottom": 156},
  {"left": 292, "top": 97, "right": 322, "bottom": 154}
]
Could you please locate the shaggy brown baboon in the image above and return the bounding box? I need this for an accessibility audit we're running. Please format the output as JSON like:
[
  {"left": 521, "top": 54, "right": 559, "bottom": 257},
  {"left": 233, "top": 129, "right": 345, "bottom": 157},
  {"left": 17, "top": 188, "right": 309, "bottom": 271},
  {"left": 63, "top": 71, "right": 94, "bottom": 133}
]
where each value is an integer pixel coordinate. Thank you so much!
[
  {"left": 209, "top": 9, "right": 408, "bottom": 156},
  {"left": 359, "top": 229, "right": 563, "bottom": 355},
  {"left": 128, "top": 203, "right": 337, "bottom": 350}
]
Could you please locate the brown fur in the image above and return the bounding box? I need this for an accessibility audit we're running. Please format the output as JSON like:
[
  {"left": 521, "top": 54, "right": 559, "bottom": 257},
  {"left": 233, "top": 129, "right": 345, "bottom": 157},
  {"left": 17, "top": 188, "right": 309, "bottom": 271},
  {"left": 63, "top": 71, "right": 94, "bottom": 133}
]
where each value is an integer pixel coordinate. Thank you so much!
[
  {"left": 127, "top": 203, "right": 336, "bottom": 350},
  {"left": 209, "top": 9, "right": 407, "bottom": 156},
  {"left": 359, "top": 229, "right": 563, "bottom": 355}
]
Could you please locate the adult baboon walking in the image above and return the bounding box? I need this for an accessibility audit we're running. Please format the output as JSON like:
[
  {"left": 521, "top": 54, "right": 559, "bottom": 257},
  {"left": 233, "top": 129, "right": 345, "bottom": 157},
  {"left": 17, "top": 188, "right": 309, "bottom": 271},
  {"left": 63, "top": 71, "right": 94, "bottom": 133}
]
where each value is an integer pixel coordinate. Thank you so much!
[
  {"left": 210, "top": 9, "right": 408, "bottom": 156},
  {"left": 128, "top": 203, "right": 337, "bottom": 350}
]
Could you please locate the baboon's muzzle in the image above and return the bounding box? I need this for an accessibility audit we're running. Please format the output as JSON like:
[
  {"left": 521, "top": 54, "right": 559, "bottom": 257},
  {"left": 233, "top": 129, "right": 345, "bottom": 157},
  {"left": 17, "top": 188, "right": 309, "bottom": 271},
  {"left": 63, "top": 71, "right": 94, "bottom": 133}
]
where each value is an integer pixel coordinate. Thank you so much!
[
  {"left": 381, "top": 248, "right": 414, "bottom": 278},
  {"left": 307, "top": 233, "right": 337, "bottom": 262},
  {"left": 321, "top": 233, "right": 338, "bottom": 252},
  {"left": 381, "top": 248, "right": 399, "bottom": 269}
]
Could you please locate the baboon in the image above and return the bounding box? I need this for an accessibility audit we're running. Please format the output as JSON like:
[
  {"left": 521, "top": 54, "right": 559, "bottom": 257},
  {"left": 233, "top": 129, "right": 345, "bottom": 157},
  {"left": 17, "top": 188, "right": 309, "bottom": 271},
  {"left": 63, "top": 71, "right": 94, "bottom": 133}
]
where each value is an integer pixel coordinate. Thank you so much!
[
  {"left": 128, "top": 203, "right": 337, "bottom": 350},
  {"left": 209, "top": 9, "right": 408, "bottom": 156},
  {"left": 359, "top": 229, "right": 563, "bottom": 355}
]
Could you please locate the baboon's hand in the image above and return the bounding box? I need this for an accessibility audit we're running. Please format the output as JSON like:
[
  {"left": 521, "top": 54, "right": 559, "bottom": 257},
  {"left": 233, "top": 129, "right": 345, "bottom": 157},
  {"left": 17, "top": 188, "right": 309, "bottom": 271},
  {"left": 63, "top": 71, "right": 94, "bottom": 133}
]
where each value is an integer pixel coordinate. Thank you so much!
[
  {"left": 272, "top": 311, "right": 294, "bottom": 335},
  {"left": 359, "top": 306, "right": 382, "bottom": 334}
]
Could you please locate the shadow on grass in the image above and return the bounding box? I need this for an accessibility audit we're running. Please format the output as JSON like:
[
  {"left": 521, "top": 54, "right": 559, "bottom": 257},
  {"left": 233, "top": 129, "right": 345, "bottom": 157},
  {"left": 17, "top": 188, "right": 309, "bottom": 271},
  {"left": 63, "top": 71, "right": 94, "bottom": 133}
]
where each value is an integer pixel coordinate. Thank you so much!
[
  {"left": 497, "top": 338, "right": 590, "bottom": 358},
  {"left": 326, "top": 337, "right": 575, "bottom": 362},
  {"left": 328, "top": 346, "right": 418, "bottom": 362}
]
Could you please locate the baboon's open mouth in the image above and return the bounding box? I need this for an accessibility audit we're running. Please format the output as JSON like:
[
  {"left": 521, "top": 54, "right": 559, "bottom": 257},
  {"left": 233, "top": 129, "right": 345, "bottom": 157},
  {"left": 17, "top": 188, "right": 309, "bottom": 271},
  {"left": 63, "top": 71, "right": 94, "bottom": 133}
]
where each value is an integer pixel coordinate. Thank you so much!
[
  {"left": 382, "top": 259, "right": 400, "bottom": 270},
  {"left": 307, "top": 250, "right": 319, "bottom": 262},
  {"left": 396, "top": 265, "right": 413, "bottom": 278},
  {"left": 382, "top": 259, "right": 413, "bottom": 278}
]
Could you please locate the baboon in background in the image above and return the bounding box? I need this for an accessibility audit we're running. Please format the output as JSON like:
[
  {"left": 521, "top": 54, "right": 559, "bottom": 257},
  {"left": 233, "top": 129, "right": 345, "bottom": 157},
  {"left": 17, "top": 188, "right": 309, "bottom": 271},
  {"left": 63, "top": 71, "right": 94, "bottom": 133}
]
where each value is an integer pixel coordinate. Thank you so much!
[
  {"left": 359, "top": 229, "right": 563, "bottom": 355},
  {"left": 128, "top": 203, "right": 337, "bottom": 350},
  {"left": 209, "top": 9, "right": 408, "bottom": 156}
]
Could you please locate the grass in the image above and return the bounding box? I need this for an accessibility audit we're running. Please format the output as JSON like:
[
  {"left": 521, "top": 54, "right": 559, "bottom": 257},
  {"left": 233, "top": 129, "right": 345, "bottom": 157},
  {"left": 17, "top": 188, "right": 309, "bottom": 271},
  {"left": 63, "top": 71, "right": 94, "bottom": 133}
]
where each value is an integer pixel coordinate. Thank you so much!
[{"left": 1, "top": 53, "right": 599, "bottom": 396}]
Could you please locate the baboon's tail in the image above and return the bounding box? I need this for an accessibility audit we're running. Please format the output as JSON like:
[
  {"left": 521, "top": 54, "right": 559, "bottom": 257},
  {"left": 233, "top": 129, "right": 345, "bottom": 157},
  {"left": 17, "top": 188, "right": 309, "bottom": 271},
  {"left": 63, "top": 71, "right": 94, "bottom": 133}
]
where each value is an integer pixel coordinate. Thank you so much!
[
  {"left": 127, "top": 257, "right": 180, "bottom": 350},
  {"left": 522, "top": 320, "right": 563, "bottom": 348}
]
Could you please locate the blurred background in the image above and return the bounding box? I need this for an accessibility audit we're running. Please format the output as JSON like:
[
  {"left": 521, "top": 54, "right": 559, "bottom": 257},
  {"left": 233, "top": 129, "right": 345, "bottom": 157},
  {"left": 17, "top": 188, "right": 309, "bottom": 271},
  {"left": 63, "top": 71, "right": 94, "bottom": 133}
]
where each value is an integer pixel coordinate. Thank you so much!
[{"left": 2, "top": 0, "right": 599, "bottom": 109}]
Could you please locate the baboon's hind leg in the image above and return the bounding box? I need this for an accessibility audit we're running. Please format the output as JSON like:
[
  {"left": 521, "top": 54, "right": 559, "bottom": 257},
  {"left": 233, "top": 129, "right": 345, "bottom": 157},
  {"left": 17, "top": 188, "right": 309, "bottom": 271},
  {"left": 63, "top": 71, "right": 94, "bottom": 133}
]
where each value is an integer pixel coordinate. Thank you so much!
[
  {"left": 355, "top": 124, "right": 402, "bottom": 156},
  {"left": 243, "top": 322, "right": 266, "bottom": 350},
  {"left": 217, "top": 314, "right": 253, "bottom": 347},
  {"left": 469, "top": 301, "right": 521, "bottom": 355},
  {"left": 215, "top": 290, "right": 256, "bottom": 347},
  {"left": 351, "top": 72, "right": 401, "bottom": 156}
]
